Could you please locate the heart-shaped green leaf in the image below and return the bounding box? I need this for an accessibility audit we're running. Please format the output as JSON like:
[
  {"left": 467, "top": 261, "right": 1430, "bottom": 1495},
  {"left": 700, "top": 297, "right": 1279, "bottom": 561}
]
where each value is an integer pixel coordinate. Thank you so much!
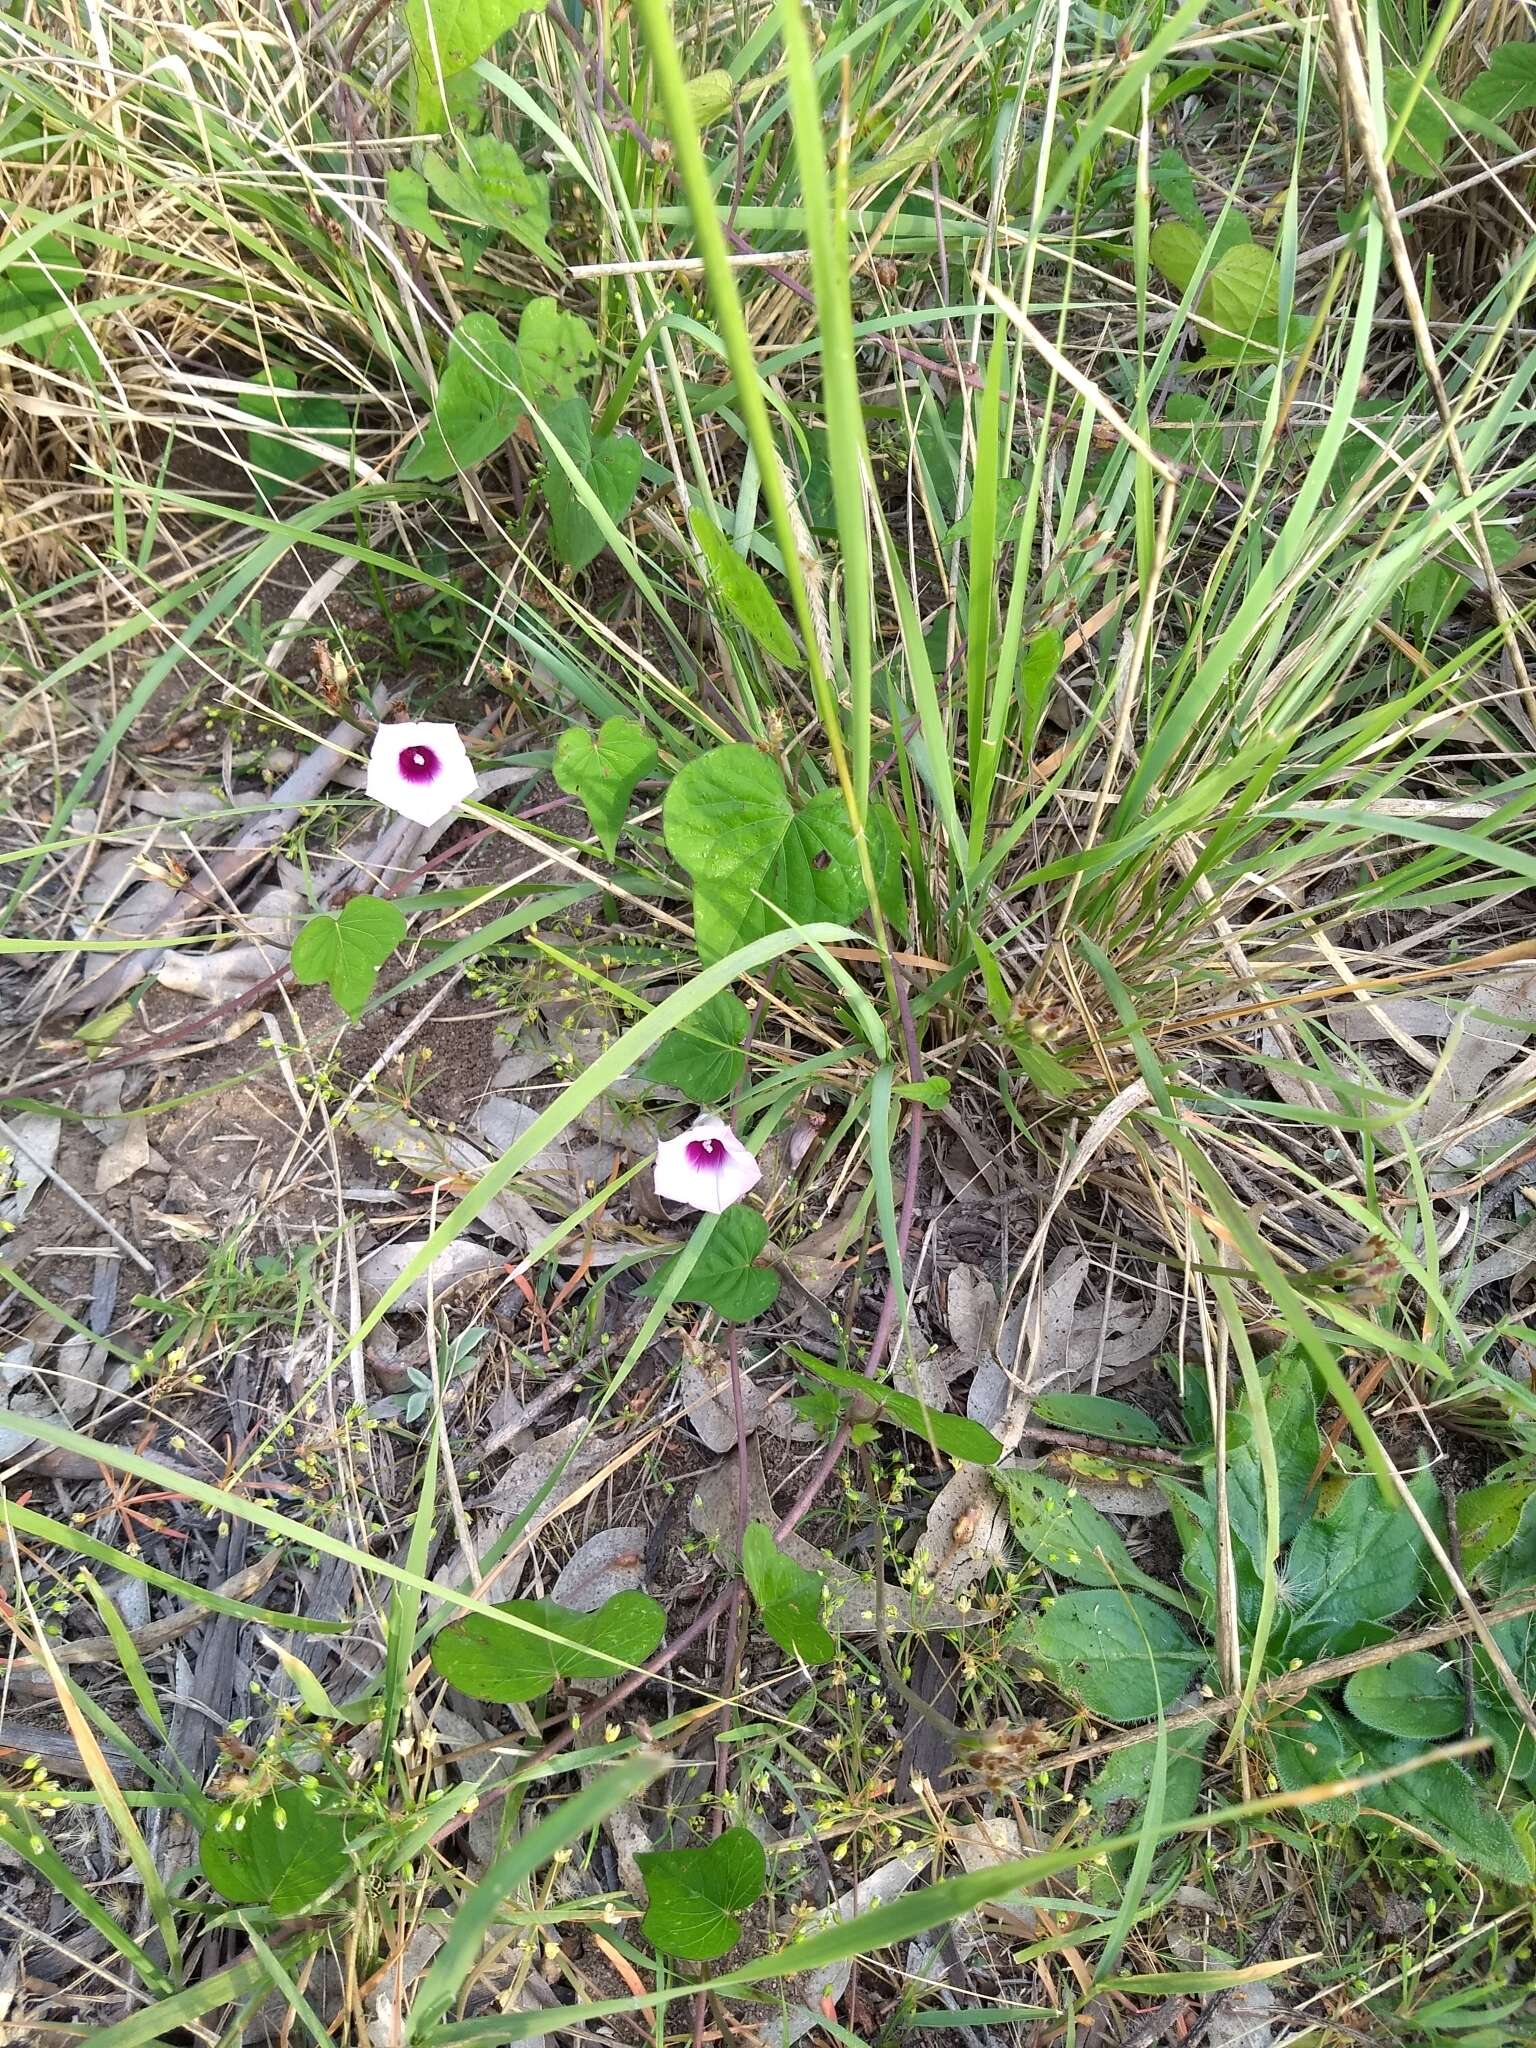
[
  {"left": 385, "top": 167, "right": 451, "bottom": 250},
  {"left": 199, "top": 1788, "right": 350, "bottom": 1915},
  {"left": 642, "top": 989, "right": 750, "bottom": 1104},
  {"left": 404, "top": 0, "right": 542, "bottom": 103},
  {"left": 741, "top": 1522, "right": 834, "bottom": 1664},
  {"left": 662, "top": 746, "right": 904, "bottom": 962},
  {"left": 239, "top": 367, "right": 350, "bottom": 494},
  {"left": 790, "top": 1349, "right": 1002, "bottom": 1465},
  {"left": 648, "top": 1208, "right": 779, "bottom": 1324},
  {"left": 553, "top": 717, "right": 657, "bottom": 859},
  {"left": 637, "top": 1825, "right": 766, "bottom": 1960},
  {"left": 539, "top": 397, "right": 643, "bottom": 572},
  {"left": 291, "top": 896, "right": 407, "bottom": 1019},
  {"left": 403, "top": 312, "right": 522, "bottom": 483},
  {"left": 430, "top": 1590, "right": 666, "bottom": 1704},
  {"left": 689, "top": 509, "right": 800, "bottom": 667},
  {"left": 518, "top": 297, "right": 597, "bottom": 403}
]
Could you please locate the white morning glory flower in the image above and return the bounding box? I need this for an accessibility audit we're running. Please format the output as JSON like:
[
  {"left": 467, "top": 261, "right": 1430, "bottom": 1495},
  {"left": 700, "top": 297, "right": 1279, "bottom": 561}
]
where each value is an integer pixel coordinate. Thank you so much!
[
  {"left": 653, "top": 1116, "right": 761, "bottom": 1214},
  {"left": 365, "top": 721, "right": 477, "bottom": 827}
]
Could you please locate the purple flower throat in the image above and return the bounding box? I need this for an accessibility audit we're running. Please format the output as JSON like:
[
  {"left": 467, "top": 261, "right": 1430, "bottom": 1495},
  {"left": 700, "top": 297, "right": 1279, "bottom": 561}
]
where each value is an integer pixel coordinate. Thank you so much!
[
  {"left": 399, "top": 743, "right": 440, "bottom": 784},
  {"left": 687, "top": 1137, "right": 727, "bottom": 1170}
]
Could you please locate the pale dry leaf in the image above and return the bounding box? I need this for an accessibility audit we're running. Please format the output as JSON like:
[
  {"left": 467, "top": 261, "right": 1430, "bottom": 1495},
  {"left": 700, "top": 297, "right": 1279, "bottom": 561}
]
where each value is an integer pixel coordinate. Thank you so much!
[
  {"left": 969, "top": 1251, "right": 1089, "bottom": 1450},
  {"left": 0, "top": 1115, "right": 60, "bottom": 1225},
  {"left": 952, "top": 1813, "right": 1042, "bottom": 1924},
  {"left": 912, "top": 1465, "right": 1009, "bottom": 1601},
  {"left": 157, "top": 943, "right": 285, "bottom": 1001},
  {"left": 748, "top": 1854, "right": 927, "bottom": 2047},
  {"left": 891, "top": 1329, "right": 953, "bottom": 1412},
  {"left": 678, "top": 1347, "right": 814, "bottom": 1451},
  {"left": 1419, "top": 969, "right": 1536, "bottom": 1142},
  {"left": 357, "top": 1238, "right": 503, "bottom": 1313},
  {"left": 1, "top": 1324, "right": 105, "bottom": 1463},
  {"left": 464, "top": 1422, "right": 611, "bottom": 1591},
  {"left": 943, "top": 1263, "right": 999, "bottom": 1359},
  {"left": 551, "top": 1526, "right": 647, "bottom": 1612},
  {"left": 1062, "top": 1283, "right": 1175, "bottom": 1387},
  {"left": 348, "top": 1105, "right": 530, "bottom": 1242}
]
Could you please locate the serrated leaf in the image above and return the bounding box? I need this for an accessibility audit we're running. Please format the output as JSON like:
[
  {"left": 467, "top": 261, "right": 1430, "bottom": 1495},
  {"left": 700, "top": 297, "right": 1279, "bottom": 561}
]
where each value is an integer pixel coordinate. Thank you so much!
[
  {"left": 539, "top": 397, "right": 643, "bottom": 573},
  {"left": 648, "top": 1208, "right": 779, "bottom": 1323},
  {"left": 402, "top": 311, "right": 522, "bottom": 482},
  {"left": 404, "top": 0, "right": 542, "bottom": 99},
  {"left": 995, "top": 1467, "right": 1175, "bottom": 1600},
  {"left": 429, "top": 1590, "right": 666, "bottom": 1704},
  {"left": 385, "top": 167, "right": 451, "bottom": 250},
  {"left": 642, "top": 989, "right": 750, "bottom": 1104},
  {"left": 199, "top": 1788, "right": 349, "bottom": 1914},
  {"left": 552, "top": 716, "right": 657, "bottom": 859},
  {"left": 689, "top": 509, "right": 801, "bottom": 666},
  {"left": 290, "top": 895, "right": 407, "bottom": 1019},
  {"left": 791, "top": 1350, "right": 1002, "bottom": 1464},
  {"left": 1344, "top": 1652, "right": 1464, "bottom": 1739},
  {"left": 742, "top": 1522, "right": 835, "bottom": 1664},
  {"left": 1017, "top": 1588, "right": 1207, "bottom": 1722},
  {"left": 637, "top": 1825, "right": 766, "bottom": 1960},
  {"left": 518, "top": 296, "right": 597, "bottom": 402},
  {"left": 237, "top": 366, "right": 349, "bottom": 491}
]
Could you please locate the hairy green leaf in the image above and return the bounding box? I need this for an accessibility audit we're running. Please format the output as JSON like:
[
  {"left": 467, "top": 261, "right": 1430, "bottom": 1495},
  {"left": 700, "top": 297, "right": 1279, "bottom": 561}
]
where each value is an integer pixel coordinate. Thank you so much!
[
  {"left": 996, "top": 1467, "right": 1175, "bottom": 1601},
  {"left": 1344, "top": 1653, "right": 1465, "bottom": 1739},
  {"left": 1017, "top": 1589, "right": 1207, "bottom": 1722}
]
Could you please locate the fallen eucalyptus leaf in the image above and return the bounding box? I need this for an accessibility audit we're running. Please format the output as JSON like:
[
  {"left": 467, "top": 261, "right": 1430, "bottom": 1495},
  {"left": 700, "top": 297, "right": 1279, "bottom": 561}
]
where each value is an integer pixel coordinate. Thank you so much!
[{"left": 551, "top": 1526, "right": 647, "bottom": 1612}]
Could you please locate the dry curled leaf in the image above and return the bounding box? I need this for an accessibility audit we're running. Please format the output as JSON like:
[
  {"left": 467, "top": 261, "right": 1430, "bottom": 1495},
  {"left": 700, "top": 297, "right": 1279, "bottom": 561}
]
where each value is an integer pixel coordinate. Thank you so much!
[
  {"left": 357, "top": 1238, "right": 503, "bottom": 1313},
  {"left": 0, "top": 1114, "right": 61, "bottom": 1227},
  {"left": 551, "top": 1526, "right": 647, "bottom": 1612},
  {"left": 912, "top": 1465, "right": 1010, "bottom": 1601}
]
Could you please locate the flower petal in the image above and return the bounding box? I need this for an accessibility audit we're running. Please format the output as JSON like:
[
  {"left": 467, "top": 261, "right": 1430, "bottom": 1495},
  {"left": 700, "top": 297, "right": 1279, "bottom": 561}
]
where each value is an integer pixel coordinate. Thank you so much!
[
  {"left": 653, "top": 1116, "right": 761, "bottom": 1214},
  {"left": 366, "top": 721, "right": 478, "bottom": 827}
]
